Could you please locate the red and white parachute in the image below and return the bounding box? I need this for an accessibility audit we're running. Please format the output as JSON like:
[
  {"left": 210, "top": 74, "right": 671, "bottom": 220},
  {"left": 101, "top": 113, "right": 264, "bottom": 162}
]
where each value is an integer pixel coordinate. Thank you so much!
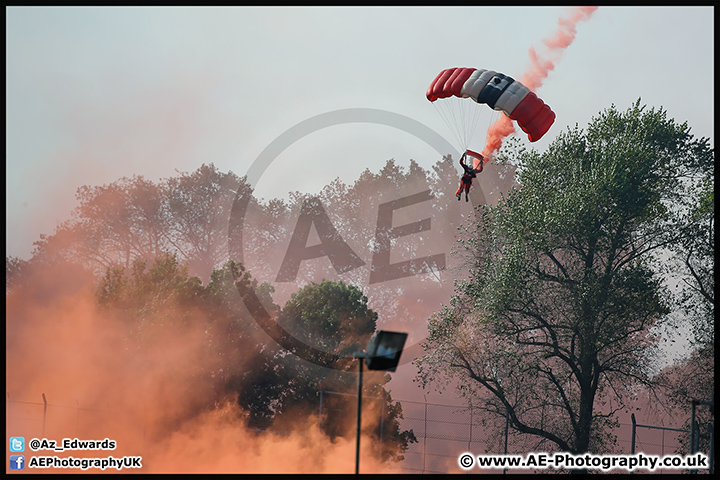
[{"left": 427, "top": 67, "right": 555, "bottom": 149}]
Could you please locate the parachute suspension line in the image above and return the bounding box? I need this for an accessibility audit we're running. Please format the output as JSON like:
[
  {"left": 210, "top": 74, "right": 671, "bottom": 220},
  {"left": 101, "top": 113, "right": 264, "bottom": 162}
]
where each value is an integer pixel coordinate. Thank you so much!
[
  {"left": 463, "top": 98, "right": 485, "bottom": 152},
  {"left": 433, "top": 97, "right": 486, "bottom": 156},
  {"left": 433, "top": 100, "right": 465, "bottom": 154},
  {"left": 455, "top": 97, "right": 471, "bottom": 151}
]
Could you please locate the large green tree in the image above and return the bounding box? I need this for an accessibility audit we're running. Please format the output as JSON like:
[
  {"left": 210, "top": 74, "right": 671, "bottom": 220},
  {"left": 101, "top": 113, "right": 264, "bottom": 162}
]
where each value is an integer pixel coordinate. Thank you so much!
[
  {"left": 237, "top": 279, "right": 417, "bottom": 462},
  {"left": 416, "top": 101, "right": 714, "bottom": 456}
]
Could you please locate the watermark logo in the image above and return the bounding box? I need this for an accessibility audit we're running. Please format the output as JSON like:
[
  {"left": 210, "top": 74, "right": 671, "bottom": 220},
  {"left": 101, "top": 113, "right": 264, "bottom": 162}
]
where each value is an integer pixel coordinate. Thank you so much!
[
  {"left": 9, "top": 454, "right": 25, "bottom": 470},
  {"left": 230, "top": 108, "right": 508, "bottom": 368},
  {"left": 458, "top": 452, "right": 475, "bottom": 470},
  {"left": 10, "top": 437, "right": 25, "bottom": 452}
]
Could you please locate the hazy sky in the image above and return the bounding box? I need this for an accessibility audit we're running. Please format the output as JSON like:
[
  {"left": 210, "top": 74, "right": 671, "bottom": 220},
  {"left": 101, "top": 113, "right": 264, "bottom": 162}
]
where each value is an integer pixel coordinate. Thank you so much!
[{"left": 6, "top": 6, "right": 714, "bottom": 260}]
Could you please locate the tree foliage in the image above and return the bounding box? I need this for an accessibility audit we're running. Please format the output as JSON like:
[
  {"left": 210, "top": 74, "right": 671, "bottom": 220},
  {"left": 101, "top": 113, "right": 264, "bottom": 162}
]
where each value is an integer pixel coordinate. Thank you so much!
[
  {"left": 657, "top": 121, "right": 714, "bottom": 461},
  {"left": 95, "top": 258, "right": 416, "bottom": 462},
  {"left": 29, "top": 164, "right": 250, "bottom": 280},
  {"left": 245, "top": 279, "right": 417, "bottom": 462},
  {"left": 416, "top": 100, "right": 714, "bottom": 456}
]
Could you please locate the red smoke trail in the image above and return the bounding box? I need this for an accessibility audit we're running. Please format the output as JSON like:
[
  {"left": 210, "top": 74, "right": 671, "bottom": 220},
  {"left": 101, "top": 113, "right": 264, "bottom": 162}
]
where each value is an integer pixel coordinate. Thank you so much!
[{"left": 481, "top": 6, "right": 598, "bottom": 160}]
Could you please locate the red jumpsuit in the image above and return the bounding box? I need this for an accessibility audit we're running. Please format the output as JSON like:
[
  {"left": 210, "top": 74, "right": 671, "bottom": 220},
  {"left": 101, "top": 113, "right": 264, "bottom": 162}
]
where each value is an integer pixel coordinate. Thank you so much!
[{"left": 455, "top": 153, "right": 483, "bottom": 200}]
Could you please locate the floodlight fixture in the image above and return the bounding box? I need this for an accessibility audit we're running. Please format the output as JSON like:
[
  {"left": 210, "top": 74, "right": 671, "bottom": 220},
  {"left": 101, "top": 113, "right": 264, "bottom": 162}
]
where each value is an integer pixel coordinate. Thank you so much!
[{"left": 364, "top": 330, "right": 408, "bottom": 372}]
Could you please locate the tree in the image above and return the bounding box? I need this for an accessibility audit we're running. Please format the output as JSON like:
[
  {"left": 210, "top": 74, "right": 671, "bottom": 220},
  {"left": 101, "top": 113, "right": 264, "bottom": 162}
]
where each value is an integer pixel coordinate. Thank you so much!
[
  {"left": 165, "top": 164, "right": 246, "bottom": 280},
  {"left": 96, "top": 252, "right": 217, "bottom": 376},
  {"left": 669, "top": 175, "right": 714, "bottom": 358},
  {"left": 32, "top": 164, "right": 251, "bottom": 281},
  {"left": 237, "top": 279, "right": 417, "bottom": 462},
  {"left": 6, "top": 256, "right": 29, "bottom": 294},
  {"left": 96, "top": 254, "right": 286, "bottom": 426},
  {"left": 658, "top": 146, "right": 714, "bottom": 461},
  {"left": 415, "top": 100, "right": 714, "bottom": 456},
  {"left": 39, "top": 175, "right": 168, "bottom": 273},
  {"left": 97, "top": 257, "right": 418, "bottom": 462}
]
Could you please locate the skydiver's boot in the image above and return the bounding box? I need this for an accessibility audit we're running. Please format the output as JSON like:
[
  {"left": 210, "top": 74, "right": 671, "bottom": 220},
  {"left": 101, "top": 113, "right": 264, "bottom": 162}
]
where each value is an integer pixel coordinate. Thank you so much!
[
  {"left": 465, "top": 194, "right": 469, "bottom": 202},
  {"left": 457, "top": 193, "right": 461, "bottom": 201}
]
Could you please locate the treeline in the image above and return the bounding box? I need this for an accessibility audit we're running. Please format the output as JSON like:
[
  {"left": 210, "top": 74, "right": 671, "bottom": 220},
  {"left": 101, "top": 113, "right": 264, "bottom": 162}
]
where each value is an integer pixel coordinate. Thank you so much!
[{"left": 7, "top": 155, "right": 488, "bottom": 463}]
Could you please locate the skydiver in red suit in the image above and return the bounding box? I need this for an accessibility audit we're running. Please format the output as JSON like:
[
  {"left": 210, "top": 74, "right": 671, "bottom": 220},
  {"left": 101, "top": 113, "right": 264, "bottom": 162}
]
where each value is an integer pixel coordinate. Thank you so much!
[{"left": 455, "top": 151, "right": 484, "bottom": 202}]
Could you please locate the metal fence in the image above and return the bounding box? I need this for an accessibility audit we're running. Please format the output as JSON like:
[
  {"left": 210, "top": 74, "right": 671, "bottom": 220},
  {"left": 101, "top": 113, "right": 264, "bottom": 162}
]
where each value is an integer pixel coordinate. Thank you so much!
[
  {"left": 5, "top": 393, "right": 145, "bottom": 454},
  {"left": 6, "top": 391, "right": 712, "bottom": 474},
  {"left": 391, "top": 397, "right": 495, "bottom": 474}
]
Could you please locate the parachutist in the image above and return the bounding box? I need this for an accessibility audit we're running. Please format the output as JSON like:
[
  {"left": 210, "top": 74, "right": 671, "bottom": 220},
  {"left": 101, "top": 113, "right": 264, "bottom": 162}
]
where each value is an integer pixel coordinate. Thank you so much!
[{"left": 455, "top": 151, "right": 483, "bottom": 202}]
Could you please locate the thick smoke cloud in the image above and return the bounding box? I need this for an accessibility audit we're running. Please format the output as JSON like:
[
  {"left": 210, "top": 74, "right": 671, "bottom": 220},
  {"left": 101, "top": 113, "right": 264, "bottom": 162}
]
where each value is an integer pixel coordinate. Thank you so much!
[{"left": 5, "top": 263, "right": 398, "bottom": 474}]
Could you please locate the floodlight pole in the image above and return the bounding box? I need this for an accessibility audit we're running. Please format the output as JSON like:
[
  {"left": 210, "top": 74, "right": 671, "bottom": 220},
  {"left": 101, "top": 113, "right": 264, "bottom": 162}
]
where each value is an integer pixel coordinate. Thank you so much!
[
  {"left": 351, "top": 331, "right": 407, "bottom": 475},
  {"left": 353, "top": 352, "right": 367, "bottom": 475}
]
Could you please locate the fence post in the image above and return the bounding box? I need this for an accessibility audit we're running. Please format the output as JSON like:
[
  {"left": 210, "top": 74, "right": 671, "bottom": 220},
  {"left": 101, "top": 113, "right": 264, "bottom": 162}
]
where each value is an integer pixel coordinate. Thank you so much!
[
  {"left": 691, "top": 419, "right": 701, "bottom": 475},
  {"left": 355, "top": 360, "right": 363, "bottom": 475},
  {"left": 630, "top": 413, "right": 636, "bottom": 454},
  {"left": 504, "top": 408, "right": 509, "bottom": 475},
  {"left": 689, "top": 400, "right": 697, "bottom": 456},
  {"left": 318, "top": 389, "right": 323, "bottom": 436},
  {"left": 42, "top": 393, "right": 48, "bottom": 437},
  {"left": 380, "top": 392, "right": 385, "bottom": 442},
  {"left": 708, "top": 422, "right": 714, "bottom": 475},
  {"left": 422, "top": 395, "right": 427, "bottom": 474},
  {"left": 468, "top": 404, "right": 472, "bottom": 452}
]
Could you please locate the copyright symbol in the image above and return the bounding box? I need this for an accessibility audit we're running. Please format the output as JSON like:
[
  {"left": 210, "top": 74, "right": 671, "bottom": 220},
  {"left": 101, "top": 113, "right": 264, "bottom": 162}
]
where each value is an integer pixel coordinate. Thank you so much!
[
  {"left": 30, "top": 438, "right": 41, "bottom": 450},
  {"left": 459, "top": 453, "right": 475, "bottom": 469},
  {"left": 232, "top": 108, "right": 465, "bottom": 369}
]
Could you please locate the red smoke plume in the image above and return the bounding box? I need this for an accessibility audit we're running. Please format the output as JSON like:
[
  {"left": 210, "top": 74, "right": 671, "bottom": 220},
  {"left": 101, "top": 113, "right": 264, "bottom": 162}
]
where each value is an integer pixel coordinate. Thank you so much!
[
  {"left": 5, "top": 264, "right": 400, "bottom": 474},
  {"left": 481, "top": 6, "right": 598, "bottom": 160}
]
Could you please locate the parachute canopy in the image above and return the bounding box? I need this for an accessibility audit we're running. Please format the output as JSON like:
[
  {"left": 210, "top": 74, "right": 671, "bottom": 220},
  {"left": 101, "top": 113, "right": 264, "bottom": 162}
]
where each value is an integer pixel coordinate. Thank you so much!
[{"left": 427, "top": 67, "right": 555, "bottom": 142}]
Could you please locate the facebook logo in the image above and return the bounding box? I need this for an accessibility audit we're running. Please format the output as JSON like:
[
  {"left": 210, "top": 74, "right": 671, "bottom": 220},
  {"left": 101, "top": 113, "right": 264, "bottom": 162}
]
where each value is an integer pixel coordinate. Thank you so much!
[
  {"left": 10, "top": 436, "right": 25, "bottom": 452},
  {"left": 9, "top": 454, "right": 25, "bottom": 470}
]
